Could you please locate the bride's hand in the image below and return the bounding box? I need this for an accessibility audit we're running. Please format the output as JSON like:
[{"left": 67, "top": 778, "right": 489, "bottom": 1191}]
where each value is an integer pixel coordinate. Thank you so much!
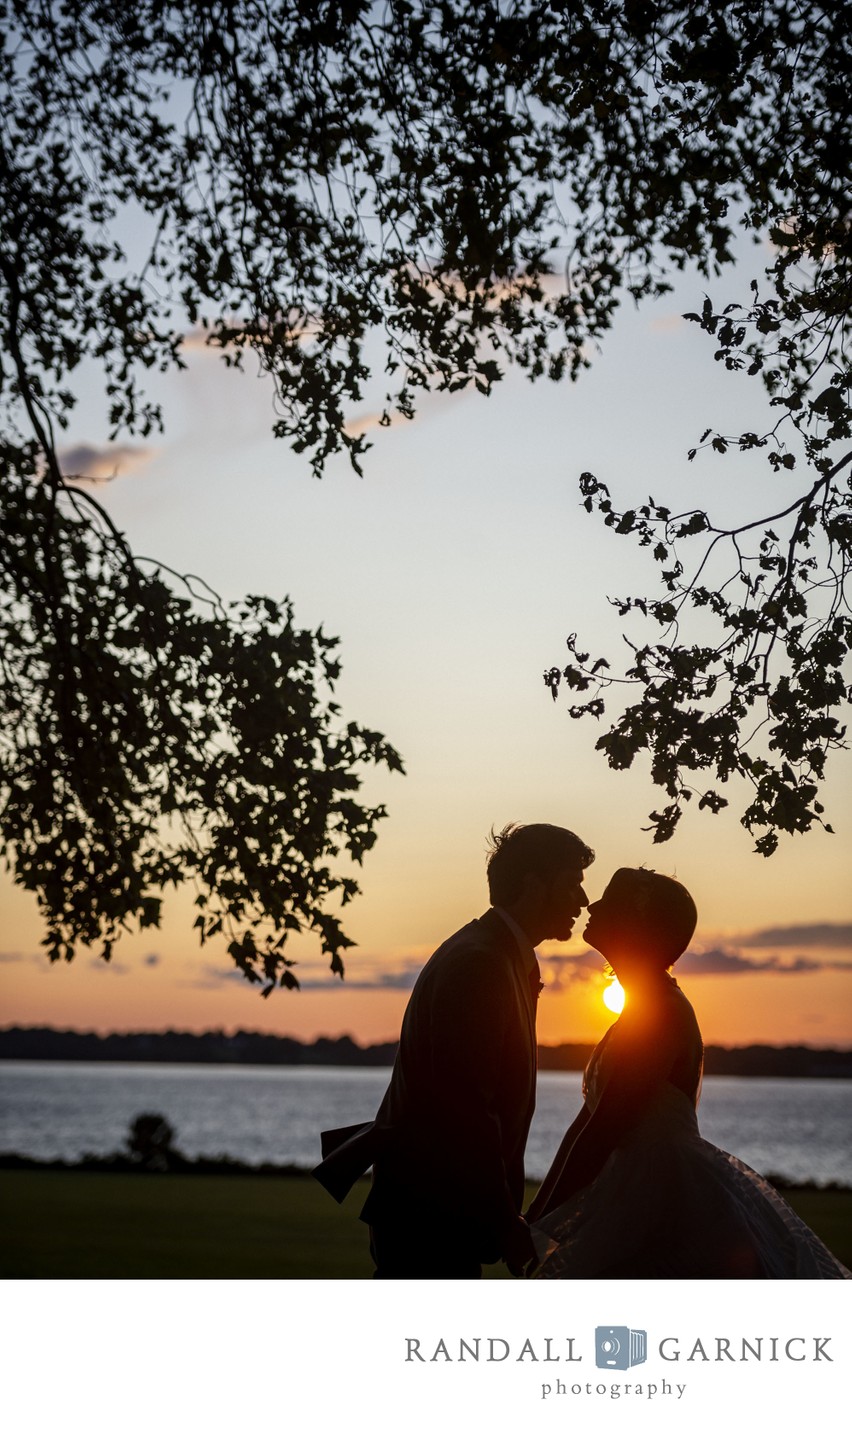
[{"left": 502, "top": 1215, "right": 537, "bottom": 1276}]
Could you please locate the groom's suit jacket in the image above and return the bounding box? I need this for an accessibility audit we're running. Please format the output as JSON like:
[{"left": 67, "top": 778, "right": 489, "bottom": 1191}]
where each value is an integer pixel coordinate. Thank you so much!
[{"left": 314, "top": 908, "right": 540, "bottom": 1262}]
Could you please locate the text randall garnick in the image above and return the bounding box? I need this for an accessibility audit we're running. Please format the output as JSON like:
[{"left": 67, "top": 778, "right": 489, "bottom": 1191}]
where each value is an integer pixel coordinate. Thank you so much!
[{"left": 404, "top": 1337, "right": 833, "bottom": 1363}]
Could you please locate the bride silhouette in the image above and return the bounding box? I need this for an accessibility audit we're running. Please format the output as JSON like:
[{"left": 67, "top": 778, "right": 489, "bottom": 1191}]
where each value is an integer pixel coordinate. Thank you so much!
[{"left": 526, "top": 868, "right": 850, "bottom": 1279}]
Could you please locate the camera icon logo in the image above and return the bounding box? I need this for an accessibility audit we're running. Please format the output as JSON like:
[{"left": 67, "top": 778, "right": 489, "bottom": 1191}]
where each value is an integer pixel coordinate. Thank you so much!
[{"left": 595, "top": 1326, "right": 647, "bottom": 1370}]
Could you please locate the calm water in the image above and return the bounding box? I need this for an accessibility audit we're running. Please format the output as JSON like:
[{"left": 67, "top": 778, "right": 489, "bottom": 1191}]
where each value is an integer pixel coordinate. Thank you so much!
[{"left": 0, "top": 1062, "right": 849, "bottom": 1185}]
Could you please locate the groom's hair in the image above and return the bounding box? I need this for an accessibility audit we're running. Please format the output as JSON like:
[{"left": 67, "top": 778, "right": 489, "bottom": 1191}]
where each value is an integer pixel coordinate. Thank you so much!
[{"left": 486, "top": 823, "right": 594, "bottom": 905}]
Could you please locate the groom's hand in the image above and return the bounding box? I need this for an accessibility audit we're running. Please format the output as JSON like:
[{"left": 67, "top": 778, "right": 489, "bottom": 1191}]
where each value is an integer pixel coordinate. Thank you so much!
[{"left": 502, "top": 1216, "right": 537, "bottom": 1277}]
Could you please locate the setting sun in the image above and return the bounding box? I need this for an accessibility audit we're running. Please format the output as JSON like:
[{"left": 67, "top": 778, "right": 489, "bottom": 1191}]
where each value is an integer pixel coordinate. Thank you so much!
[{"left": 603, "top": 979, "right": 625, "bottom": 1015}]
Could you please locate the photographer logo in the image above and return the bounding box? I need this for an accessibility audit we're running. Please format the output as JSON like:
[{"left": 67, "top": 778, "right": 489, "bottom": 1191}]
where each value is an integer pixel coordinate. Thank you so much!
[{"left": 595, "top": 1326, "right": 647, "bottom": 1370}]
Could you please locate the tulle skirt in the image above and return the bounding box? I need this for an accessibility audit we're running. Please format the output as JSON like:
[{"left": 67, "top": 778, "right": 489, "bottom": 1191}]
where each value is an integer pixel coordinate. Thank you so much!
[{"left": 531, "top": 1085, "right": 850, "bottom": 1280}]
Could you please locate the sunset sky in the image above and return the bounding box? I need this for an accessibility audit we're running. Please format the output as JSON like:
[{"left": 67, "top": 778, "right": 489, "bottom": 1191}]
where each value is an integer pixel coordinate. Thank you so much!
[{"left": 2, "top": 249, "right": 850, "bottom": 1050}]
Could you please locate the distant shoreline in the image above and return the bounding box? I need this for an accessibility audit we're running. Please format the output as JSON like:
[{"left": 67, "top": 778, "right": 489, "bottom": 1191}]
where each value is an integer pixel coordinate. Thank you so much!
[
  {"left": 0, "top": 1152, "right": 847, "bottom": 1193},
  {"left": 2, "top": 1026, "right": 851, "bottom": 1078}
]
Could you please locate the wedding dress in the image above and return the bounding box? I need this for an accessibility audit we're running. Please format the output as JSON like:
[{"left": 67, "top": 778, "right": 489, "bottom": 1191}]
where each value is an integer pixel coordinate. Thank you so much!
[{"left": 532, "top": 983, "right": 850, "bottom": 1279}]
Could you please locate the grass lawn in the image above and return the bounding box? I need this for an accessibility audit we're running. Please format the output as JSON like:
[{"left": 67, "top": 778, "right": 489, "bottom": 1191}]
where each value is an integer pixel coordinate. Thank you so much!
[{"left": 1, "top": 1171, "right": 849, "bottom": 1279}]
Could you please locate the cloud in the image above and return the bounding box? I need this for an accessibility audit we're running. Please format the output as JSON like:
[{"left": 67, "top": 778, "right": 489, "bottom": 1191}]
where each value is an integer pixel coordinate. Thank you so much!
[
  {"left": 538, "top": 940, "right": 852, "bottom": 988},
  {"left": 1, "top": 948, "right": 162, "bottom": 972},
  {"left": 58, "top": 442, "right": 157, "bottom": 483},
  {"left": 678, "top": 947, "right": 852, "bottom": 977},
  {"left": 538, "top": 948, "right": 606, "bottom": 992},
  {"left": 343, "top": 410, "right": 413, "bottom": 439},
  {"left": 736, "top": 923, "right": 852, "bottom": 949},
  {"left": 188, "top": 930, "right": 852, "bottom": 995},
  {"left": 191, "top": 954, "right": 425, "bottom": 992},
  {"left": 87, "top": 957, "right": 131, "bottom": 975},
  {"left": 181, "top": 315, "right": 321, "bottom": 354},
  {"left": 300, "top": 959, "right": 423, "bottom": 991},
  {"left": 181, "top": 325, "right": 216, "bottom": 353},
  {"left": 0, "top": 950, "right": 49, "bottom": 968},
  {"left": 649, "top": 313, "right": 685, "bottom": 332}
]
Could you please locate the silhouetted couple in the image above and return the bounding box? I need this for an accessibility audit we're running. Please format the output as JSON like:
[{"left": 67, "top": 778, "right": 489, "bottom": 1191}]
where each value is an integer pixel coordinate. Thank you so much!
[{"left": 315, "top": 823, "right": 849, "bottom": 1279}]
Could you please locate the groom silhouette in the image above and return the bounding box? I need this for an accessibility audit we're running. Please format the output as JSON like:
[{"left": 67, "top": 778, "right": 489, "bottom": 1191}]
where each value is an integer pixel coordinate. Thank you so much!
[{"left": 314, "top": 822, "right": 593, "bottom": 1278}]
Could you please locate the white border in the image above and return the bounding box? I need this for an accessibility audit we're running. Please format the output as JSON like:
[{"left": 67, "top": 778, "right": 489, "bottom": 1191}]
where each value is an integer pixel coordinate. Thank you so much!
[{"left": 3, "top": 1278, "right": 847, "bottom": 1435}]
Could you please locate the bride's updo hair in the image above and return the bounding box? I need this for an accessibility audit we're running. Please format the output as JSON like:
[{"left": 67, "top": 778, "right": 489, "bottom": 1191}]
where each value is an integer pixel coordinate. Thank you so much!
[{"left": 620, "top": 868, "right": 697, "bottom": 968}]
